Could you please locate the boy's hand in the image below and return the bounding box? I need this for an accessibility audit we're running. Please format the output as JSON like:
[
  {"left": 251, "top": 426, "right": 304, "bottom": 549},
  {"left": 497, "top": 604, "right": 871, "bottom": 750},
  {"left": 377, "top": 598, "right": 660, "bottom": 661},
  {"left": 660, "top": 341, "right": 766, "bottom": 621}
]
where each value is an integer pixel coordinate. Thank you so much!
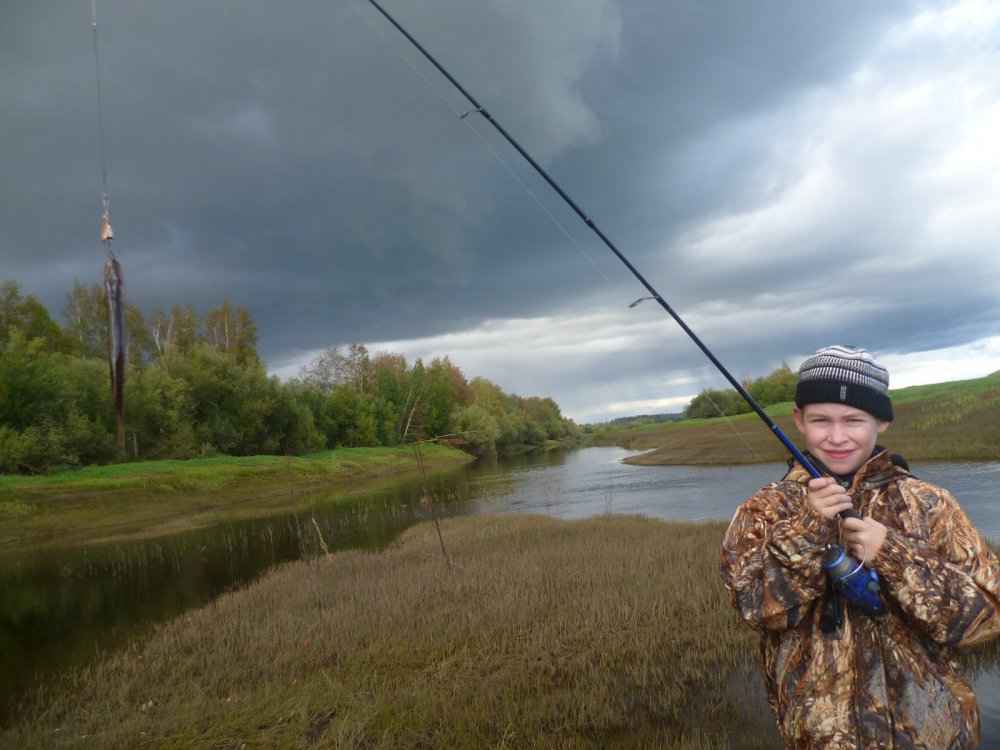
[
  {"left": 806, "top": 477, "right": 855, "bottom": 520},
  {"left": 841, "top": 516, "right": 888, "bottom": 564}
]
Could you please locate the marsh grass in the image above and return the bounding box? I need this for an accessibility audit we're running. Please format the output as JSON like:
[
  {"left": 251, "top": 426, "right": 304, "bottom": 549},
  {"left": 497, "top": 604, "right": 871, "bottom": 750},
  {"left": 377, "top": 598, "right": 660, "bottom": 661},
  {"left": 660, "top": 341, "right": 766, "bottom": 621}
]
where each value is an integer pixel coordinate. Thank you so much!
[{"left": 2, "top": 515, "right": 776, "bottom": 749}]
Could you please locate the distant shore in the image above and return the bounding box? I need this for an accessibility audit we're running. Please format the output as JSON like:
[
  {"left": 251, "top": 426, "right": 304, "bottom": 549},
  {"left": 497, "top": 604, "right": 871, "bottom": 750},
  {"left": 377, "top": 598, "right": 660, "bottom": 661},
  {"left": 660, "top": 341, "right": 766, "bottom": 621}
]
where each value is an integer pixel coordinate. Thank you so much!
[{"left": 590, "top": 373, "right": 1000, "bottom": 466}]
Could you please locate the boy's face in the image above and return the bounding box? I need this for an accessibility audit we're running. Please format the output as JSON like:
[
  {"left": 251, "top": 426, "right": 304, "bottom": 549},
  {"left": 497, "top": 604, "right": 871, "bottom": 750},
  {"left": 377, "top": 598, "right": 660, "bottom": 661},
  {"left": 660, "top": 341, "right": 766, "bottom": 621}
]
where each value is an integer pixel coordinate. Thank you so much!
[{"left": 793, "top": 402, "right": 890, "bottom": 475}]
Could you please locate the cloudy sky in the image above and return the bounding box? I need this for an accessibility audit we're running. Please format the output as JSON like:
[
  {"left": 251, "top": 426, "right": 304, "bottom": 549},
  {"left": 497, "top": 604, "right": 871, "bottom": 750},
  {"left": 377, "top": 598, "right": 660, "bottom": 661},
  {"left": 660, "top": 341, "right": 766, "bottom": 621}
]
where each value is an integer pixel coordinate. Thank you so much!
[{"left": 3, "top": 0, "right": 999, "bottom": 422}]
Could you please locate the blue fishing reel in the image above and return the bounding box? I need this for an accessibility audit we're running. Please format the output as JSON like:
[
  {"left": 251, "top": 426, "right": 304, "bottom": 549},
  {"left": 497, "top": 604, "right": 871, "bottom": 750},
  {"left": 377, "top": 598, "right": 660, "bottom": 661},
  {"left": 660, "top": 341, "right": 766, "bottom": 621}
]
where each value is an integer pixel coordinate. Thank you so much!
[{"left": 822, "top": 544, "right": 886, "bottom": 618}]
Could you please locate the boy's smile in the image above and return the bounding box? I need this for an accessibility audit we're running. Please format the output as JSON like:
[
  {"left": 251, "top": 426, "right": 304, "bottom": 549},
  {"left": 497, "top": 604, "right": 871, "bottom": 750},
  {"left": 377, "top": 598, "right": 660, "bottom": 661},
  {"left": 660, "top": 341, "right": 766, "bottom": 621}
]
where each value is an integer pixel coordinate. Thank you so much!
[{"left": 793, "top": 402, "right": 890, "bottom": 476}]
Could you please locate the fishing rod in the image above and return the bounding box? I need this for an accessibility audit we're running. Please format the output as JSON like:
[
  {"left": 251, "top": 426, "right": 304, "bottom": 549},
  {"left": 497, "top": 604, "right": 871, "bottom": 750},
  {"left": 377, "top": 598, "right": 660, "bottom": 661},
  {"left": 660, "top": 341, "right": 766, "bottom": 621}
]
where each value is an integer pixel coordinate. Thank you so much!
[
  {"left": 367, "top": 0, "right": 817, "bottom": 477},
  {"left": 366, "top": 0, "right": 885, "bottom": 618}
]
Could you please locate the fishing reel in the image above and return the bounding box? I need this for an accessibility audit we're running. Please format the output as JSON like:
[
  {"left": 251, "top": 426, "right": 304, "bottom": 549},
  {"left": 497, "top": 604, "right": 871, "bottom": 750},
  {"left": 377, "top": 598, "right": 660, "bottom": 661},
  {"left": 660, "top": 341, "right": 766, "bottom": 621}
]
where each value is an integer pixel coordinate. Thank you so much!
[{"left": 821, "top": 543, "right": 886, "bottom": 618}]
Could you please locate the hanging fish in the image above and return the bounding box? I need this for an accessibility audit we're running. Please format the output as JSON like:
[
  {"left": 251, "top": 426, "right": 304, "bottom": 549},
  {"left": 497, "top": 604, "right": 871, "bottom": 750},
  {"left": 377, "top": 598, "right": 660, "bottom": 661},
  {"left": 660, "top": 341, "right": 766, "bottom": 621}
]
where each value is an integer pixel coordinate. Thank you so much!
[{"left": 104, "top": 252, "right": 126, "bottom": 449}]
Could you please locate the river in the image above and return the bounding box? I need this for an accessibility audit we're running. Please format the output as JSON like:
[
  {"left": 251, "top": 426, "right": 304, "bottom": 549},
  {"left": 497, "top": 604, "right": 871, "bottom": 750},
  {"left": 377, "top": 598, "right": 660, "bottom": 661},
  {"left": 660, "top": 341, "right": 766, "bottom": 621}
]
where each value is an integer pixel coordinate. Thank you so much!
[{"left": 3, "top": 447, "right": 1000, "bottom": 742}]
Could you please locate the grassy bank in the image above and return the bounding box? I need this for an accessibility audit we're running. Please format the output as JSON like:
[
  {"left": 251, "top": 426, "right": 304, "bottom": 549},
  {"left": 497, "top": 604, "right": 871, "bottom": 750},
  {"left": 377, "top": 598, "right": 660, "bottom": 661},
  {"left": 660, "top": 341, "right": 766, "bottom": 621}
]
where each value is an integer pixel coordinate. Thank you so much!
[
  {"left": 0, "top": 445, "right": 473, "bottom": 552},
  {"left": 2, "top": 514, "right": 776, "bottom": 749},
  {"left": 593, "top": 372, "right": 1000, "bottom": 465}
]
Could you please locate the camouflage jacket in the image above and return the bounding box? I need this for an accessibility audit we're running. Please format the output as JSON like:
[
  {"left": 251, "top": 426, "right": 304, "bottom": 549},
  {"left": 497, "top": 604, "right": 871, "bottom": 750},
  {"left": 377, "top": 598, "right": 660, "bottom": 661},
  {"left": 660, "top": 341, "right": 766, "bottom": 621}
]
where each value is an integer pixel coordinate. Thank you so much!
[{"left": 720, "top": 450, "right": 1000, "bottom": 749}]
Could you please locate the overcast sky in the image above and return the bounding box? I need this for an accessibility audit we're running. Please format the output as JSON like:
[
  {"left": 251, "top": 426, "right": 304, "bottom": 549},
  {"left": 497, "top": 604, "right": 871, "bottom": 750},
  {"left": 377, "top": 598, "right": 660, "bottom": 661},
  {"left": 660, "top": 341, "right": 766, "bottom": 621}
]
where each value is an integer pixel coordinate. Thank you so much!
[{"left": 3, "top": 0, "right": 999, "bottom": 422}]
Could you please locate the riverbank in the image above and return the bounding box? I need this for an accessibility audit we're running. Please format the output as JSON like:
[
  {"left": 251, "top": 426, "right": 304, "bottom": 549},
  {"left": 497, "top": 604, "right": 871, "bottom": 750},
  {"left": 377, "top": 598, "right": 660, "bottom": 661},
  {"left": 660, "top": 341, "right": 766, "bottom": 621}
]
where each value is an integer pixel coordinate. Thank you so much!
[
  {"left": 0, "top": 445, "right": 474, "bottom": 552},
  {"left": 1, "top": 514, "right": 777, "bottom": 749},
  {"left": 592, "top": 372, "right": 1000, "bottom": 466},
  {"left": 6, "top": 500, "right": 1000, "bottom": 747}
]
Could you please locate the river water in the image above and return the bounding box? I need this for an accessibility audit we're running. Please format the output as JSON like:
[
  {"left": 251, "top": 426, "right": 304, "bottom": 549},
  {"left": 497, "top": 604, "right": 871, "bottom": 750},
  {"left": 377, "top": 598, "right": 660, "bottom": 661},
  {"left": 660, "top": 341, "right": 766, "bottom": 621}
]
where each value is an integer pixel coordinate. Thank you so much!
[{"left": 3, "top": 448, "right": 1000, "bottom": 743}]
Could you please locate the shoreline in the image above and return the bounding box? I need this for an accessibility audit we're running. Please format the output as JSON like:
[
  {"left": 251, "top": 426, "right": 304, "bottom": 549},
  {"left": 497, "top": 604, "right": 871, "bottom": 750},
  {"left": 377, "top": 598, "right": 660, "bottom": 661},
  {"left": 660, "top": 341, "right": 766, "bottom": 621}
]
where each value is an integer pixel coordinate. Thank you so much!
[{"left": 0, "top": 445, "right": 475, "bottom": 553}]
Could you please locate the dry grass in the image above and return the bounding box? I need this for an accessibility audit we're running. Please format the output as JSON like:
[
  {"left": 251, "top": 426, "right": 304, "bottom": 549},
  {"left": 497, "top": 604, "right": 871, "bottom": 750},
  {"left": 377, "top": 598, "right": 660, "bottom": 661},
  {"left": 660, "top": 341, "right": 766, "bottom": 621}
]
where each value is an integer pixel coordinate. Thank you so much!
[
  {"left": 600, "top": 372, "right": 1000, "bottom": 466},
  {"left": 3, "top": 515, "right": 775, "bottom": 749},
  {"left": 613, "top": 416, "right": 792, "bottom": 466}
]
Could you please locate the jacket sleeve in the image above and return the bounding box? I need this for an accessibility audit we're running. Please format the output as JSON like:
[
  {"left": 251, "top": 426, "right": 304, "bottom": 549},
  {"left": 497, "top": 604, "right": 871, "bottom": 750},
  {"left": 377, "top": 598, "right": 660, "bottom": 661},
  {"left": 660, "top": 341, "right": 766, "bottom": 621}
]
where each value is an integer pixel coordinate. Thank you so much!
[
  {"left": 720, "top": 482, "right": 839, "bottom": 632},
  {"left": 872, "top": 485, "right": 1000, "bottom": 648}
]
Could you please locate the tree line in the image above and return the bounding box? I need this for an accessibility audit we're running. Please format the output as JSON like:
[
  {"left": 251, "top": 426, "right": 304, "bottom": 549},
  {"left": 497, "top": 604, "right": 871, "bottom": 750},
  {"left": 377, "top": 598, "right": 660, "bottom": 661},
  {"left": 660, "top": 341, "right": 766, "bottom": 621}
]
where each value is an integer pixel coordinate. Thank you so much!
[{"left": 0, "top": 280, "right": 580, "bottom": 474}]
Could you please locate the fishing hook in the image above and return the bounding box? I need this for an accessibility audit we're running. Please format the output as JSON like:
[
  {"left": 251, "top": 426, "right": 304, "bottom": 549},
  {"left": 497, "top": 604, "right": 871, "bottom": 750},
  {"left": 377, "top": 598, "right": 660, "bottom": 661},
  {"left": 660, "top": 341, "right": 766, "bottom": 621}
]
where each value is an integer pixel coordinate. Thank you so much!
[{"left": 628, "top": 296, "right": 661, "bottom": 309}]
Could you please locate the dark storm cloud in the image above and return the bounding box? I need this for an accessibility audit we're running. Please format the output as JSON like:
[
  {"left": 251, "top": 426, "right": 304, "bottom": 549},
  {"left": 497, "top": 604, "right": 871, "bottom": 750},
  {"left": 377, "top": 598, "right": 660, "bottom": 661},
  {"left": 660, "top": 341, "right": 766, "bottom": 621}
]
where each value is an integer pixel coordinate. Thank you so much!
[{"left": 3, "top": 0, "right": 998, "bottom": 420}]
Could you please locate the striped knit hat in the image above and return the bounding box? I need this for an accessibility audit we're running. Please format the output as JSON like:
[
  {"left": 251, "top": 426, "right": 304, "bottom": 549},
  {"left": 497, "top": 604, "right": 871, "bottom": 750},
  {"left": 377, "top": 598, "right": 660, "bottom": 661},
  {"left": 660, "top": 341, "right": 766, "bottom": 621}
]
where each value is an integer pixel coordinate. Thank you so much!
[{"left": 795, "top": 345, "right": 893, "bottom": 422}]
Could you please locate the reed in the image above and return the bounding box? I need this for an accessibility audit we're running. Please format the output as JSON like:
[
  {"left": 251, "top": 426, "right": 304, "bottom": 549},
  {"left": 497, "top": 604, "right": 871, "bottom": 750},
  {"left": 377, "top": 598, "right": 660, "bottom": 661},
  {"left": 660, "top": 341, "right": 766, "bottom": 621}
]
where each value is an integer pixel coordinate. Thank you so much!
[{"left": 3, "top": 515, "right": 777, "bottom": 749}]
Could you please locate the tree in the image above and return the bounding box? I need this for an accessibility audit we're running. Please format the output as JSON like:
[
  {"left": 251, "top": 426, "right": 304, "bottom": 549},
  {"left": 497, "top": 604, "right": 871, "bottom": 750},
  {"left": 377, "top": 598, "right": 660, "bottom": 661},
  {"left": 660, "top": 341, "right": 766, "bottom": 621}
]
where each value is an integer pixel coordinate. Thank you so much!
[
  {"left": 0, "top": 331, "right": 67, "bottom": 431},
  {"left": 202, "top": 300, "right": 259, "bottom": 366},
  {"left": 297, "top": 346, "right": 345, "bottom": 394},
  {"left": 368, "top": 351, "right": 410, "bottom": 445},
  {"left": 124, "top": 304, "right": 153, "bottom": 368},
  {"left": 297, "top": 345, "right": 432, "bottom": 445},
  {"left": 0, "top": 281, "right": 65, "bottom": 350},
  {"left": 62, "top": 280, "right": 106, "bottom": 359},
  {"left": 298, "top": 343, "right": 371, "bottom": 392},
  {"left": 464, "top": 377, "right": 524, "bottom": 447},
  {"left": 342, "top": 343, "right": 371, "bottom": 393},
  {"left": 683, "top": 388, "right": 750, "bottom": 419},
  {"left": 748, "top": 363, "right": 797, "bottom": 407},
  {"left": 420, "top": 357, "right": 471, "bottom": 439},
  {"left": 125, "top": 361, "right": 197, "bottom": 458},
  {"left": 149, "top": 304, "right": 198, "bottom": 358},
  {"left": 305, "top": 384, "right": 380, "bottom": 449},
  {"left": 449, "top": 403, "right": 500, "bottom": 455},
  {"left": 163, "top": 343, "right": 320, "bottom": 456},
  {"left": 0, "top": 331, "right": 116, "bottom": 472},
  {"left": 520, "top": 396, "right": 568, "bottom": 440},
  {"left": 683, "top": 364, "right": 799, "bottom": 420},
  {"left": 62, "top": 279, "right": 151, "bottom": 364}
]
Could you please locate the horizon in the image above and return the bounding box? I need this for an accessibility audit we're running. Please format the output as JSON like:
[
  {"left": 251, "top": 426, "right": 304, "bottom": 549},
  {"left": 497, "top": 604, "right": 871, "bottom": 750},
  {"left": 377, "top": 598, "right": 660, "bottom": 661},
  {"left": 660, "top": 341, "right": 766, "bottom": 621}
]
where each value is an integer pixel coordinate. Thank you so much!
[{"left": 5, "top": 1, "right": 999, "bottom": 427}]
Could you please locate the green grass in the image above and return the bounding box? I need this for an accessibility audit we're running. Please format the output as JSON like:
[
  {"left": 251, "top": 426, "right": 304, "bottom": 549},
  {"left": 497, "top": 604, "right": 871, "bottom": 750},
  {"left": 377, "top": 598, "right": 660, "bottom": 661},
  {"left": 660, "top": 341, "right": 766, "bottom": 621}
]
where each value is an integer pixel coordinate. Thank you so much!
[
  {"left": 594, "top": 372, "right": 1000, "bottom": 465},
  {"left": 890, "top": 371, "right": 1000, "bottom": 404},
  {"left": 0, "top": 445, "right": 473, "bottom": 552},
  {"left": 1, "top": 515, "right": 776, "bottom": 749},
  {"left": 0, "top": 445, "right": 463, "bottom": 491}
]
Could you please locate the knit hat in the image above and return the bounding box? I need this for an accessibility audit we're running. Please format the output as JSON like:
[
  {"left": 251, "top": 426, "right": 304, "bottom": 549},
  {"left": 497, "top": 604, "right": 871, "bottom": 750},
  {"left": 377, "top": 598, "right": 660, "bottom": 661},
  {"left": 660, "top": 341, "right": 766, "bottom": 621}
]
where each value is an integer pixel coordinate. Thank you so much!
[{"left": 795, "top": 345, "right": 893, "bottom": 422}]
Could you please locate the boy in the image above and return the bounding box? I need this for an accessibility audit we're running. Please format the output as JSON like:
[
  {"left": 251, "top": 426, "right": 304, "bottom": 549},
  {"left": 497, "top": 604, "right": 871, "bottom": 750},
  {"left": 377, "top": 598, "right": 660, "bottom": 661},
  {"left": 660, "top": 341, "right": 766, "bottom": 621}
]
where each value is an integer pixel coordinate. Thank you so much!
[{"left": 720, "top": 345, "right": 1000, "bottom": 749}]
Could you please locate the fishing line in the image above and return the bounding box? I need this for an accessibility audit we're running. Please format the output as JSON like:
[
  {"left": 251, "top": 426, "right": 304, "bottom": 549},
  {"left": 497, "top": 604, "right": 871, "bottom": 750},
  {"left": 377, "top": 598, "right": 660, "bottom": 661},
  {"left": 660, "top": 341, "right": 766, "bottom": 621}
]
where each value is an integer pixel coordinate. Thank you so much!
[
  {"left": 462, "top": 124, "right": 616, "bottom": 286},
  {"left": 347, "top": 0, "right": 615, "bottom": 285},
  {"left": 90, "top": 0, "right": 127, "bottom": 450},
  {"left": 91, "top": 0, "right": 113, "bottom": 251}
]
